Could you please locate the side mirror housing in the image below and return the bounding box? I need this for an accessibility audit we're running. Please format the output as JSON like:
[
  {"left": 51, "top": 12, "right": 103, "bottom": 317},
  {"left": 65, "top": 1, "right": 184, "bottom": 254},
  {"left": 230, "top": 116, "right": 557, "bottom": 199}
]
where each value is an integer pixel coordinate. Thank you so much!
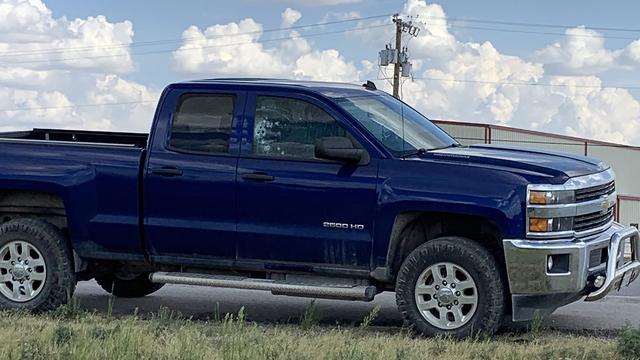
[{"left": 315, "top": 137, "right": 366, "bottom": 164}]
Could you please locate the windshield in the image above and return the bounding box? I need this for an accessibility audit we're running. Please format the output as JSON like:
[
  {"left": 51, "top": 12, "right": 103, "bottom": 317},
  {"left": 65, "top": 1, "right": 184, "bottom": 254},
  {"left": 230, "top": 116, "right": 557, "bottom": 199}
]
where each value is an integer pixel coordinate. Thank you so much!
[{"left": 334, "top": 94, "right": 458, "bottom": 156}]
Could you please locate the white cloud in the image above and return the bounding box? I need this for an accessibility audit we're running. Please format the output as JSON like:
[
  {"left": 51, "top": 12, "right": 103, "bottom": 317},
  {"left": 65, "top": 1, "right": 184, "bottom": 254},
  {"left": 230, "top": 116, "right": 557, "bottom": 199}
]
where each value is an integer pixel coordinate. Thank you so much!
[
  {"left": 0, "top": 0, "right": 159, "bottom": 133},
  {"left": 172, "top": 0, "right": 640, "bottom": 144},
  {"left": 172, "top": 15, "right": 359, "bottom": 82},
  {"left": 293, "top": 50, "right": 359, "bottom": 81},
  {"left": 534, "top": 27, "right": 622, "bottom": 75},
  {"left": 532, "top": 26, "right": 640, "bottom": 76},
  {"left": 359, "top": 0, "right": 640, "bottom": 145},
  {"left": 172, "top": 19, "right": 290, "bottom": 77},
  {"left": 320, "top": 11, "right": 361, "bottom": 23},
  {"left": 281, "top": 8, "right": 301, "bottom": 28},
  {"left": 624, "top": 40, "right": 640, "bottom": 64},
  {"left": 4, "top": 0, "right": 640, "bottom": 145},
  {"left": 0, "top": 0, "right": 135, "bottom": 73}
]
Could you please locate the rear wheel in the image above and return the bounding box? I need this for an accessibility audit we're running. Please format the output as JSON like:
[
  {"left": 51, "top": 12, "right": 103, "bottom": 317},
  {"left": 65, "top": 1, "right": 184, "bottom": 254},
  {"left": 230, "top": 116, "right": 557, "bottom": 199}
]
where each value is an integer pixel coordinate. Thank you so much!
[
  {"left": 396, "top": 236, "right": 505, "bottom": 338},
  {"left": 95, "top": 273, "right": 164, "bottom": 298},
  {"left": 0, "top": 219, "right": 75, "bottom": 311}
]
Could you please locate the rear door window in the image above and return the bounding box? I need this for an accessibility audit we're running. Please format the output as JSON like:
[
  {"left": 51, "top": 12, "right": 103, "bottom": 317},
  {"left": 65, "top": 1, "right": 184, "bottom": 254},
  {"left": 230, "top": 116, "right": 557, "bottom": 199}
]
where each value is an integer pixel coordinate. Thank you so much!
[{"left": 170, "top": 94, "right": 235, "bottom": 154}]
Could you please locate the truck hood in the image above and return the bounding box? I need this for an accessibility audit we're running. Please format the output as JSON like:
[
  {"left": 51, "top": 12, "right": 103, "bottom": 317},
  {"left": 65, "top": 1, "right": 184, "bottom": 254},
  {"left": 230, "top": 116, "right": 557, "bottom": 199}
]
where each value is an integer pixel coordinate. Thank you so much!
[{"left": 420, "top": 144, "right": 608, "bottom": 183}]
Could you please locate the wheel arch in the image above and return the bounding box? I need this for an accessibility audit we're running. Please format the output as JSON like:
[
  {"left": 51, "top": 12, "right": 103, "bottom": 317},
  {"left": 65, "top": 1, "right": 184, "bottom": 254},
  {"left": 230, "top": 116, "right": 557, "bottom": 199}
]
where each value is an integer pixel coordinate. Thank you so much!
[
  {"left": 382, "top": 211, "right": 506, "bottom": 283},
  {"left": 0, "top": 190, "right": 68, "bottom": 232}
]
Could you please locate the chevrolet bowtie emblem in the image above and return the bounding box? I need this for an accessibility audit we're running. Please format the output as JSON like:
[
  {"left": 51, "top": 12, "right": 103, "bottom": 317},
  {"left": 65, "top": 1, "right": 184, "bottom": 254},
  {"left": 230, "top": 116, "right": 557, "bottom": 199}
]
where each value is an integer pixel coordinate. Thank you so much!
[{"left": 601, "top": 197, "right": 610, "bottom": 213}]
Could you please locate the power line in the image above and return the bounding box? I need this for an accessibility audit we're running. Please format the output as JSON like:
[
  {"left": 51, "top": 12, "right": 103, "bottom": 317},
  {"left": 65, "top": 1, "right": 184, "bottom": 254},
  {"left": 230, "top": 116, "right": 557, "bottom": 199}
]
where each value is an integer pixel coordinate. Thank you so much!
[
  {"left": 0, "top": 23, "right": 391, "bottom": 66},
  {"left": 0, "top": 13, "right": 393, "bottom": 59},
  {"left": 425, "top": 16, "right": 640, "bottom": 34},
  {"left": 378, "top": 76, "right": 640, "bottom": 90},
  {"left": 1, "top": 100, "right": 157, "bottom": 113},
  {"left": 1, "top": 13, "right": 637, "bottom": 62},
  {"left": 443, "top": 23, "right": 640, "bottom": 41}
]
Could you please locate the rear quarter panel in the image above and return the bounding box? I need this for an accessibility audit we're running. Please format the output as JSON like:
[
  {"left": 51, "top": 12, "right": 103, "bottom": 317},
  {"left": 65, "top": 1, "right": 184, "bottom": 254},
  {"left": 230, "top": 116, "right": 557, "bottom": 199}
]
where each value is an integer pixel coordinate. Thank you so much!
[{"left": 0, "top": 140, "right": 144, "bottom": 260}]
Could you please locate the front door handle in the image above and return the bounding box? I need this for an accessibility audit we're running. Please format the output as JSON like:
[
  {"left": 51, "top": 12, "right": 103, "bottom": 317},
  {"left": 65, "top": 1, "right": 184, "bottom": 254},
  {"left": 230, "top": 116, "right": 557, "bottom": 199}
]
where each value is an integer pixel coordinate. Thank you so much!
[
  {"left": 151, "top": 167, "right": 183, "bottom": 177},
  {"left": 241, "top": 172, "right": 275, "bottom": 182}
]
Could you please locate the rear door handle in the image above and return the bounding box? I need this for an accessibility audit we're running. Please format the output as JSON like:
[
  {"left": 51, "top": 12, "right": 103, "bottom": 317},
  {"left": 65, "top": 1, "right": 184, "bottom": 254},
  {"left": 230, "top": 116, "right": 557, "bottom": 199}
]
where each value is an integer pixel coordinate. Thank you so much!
[
  {"left": 241, "top": 172, "right": 274, "bottom": 182},
  {"left": 151, "top": 167, "right": 183, "bottom": 177}
]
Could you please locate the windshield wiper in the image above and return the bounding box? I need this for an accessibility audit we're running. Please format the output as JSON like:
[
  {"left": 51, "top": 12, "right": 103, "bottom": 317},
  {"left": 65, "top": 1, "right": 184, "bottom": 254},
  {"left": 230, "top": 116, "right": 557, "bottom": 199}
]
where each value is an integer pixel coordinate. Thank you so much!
[
  {"left": 402, "top": 144, "right": 461, "bottom": 158},
  {"left": 401, "top": 148, "right": 427, "bottom": 158},
  {"left": 426, "top": 143, "right": 462, "bottom": 152}
]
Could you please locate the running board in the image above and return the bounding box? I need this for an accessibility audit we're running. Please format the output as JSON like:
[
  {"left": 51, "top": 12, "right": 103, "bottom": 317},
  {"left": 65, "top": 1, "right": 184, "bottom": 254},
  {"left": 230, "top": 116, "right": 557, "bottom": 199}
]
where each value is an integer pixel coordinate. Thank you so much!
[{"left": 149, "top": 272, "right": 377, "bottom": 301}]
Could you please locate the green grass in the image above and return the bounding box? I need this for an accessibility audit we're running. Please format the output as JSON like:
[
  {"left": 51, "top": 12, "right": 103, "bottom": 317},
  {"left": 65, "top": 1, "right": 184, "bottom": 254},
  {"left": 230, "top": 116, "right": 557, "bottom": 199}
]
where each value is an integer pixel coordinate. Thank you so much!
[{"left": 0, "top": 306, "right": 634, "bottom": 360}]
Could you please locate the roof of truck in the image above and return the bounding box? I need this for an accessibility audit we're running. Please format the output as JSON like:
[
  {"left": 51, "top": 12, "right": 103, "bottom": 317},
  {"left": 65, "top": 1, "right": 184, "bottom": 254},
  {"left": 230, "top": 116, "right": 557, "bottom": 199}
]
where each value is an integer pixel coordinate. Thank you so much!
[{"left": 175, "top": 78, "right": 381, "bottom": 98}]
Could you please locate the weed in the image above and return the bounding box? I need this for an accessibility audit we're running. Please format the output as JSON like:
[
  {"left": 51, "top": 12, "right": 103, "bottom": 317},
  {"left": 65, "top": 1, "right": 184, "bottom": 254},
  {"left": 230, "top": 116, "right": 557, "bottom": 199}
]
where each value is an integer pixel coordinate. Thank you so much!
[
  {"left": 529, "top": 311, "right": 545, "bottom": 336},
  {"left": 52, "top": 323, "right": 73, "bottom": 346},
  {"left": 52, "top": 296, "right": 84, "bottom": 320},
  {"left": 618, "top": 325, "right": 640, "bottom": 359},
  {"left": 360, "top": 305, "right": 381, "bottom": 329},
  {"left": 300, "top": 299, "right": 320, "bottom": 329}
]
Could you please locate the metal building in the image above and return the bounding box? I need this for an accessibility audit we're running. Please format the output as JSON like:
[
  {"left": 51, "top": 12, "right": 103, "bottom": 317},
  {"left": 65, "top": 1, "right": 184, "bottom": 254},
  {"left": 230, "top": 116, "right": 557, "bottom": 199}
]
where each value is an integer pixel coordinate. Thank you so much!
[{"left": 433, "top": 120, "right": 640, "bottom": 229}]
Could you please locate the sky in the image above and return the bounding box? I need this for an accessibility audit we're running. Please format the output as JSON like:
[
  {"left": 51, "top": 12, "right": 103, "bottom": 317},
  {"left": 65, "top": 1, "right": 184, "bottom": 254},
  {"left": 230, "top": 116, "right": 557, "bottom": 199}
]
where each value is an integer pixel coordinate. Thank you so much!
[{"left": 2, "top": 0, "right": 640, "bottom": 145}]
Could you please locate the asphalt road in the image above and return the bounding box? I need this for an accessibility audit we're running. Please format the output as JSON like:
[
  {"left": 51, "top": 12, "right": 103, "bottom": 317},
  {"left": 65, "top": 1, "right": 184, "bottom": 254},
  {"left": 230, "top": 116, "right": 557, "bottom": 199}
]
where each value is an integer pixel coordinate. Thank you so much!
[{"left": 73, "top": 279, "right": 640, "bottom": 332}]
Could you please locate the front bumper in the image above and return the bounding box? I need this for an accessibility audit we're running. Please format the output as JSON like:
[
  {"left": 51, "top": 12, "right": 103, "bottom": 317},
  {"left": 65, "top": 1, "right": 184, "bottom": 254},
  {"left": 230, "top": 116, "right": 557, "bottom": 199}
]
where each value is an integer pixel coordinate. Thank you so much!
[{"left": 503, "top": 223, "right": 640, "bottom": 322}]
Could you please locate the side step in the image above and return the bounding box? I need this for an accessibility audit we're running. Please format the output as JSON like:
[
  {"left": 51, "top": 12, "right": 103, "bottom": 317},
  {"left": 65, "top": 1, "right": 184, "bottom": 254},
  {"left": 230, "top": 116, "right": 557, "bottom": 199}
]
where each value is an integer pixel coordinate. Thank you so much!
[{"left": 149, "top": 272, "right": 377, "bottom": 301}]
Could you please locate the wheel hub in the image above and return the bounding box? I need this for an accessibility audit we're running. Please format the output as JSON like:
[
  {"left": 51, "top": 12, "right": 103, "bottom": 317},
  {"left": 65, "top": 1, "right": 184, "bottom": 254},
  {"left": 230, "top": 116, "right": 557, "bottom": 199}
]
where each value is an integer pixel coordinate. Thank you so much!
[
  {"left": 12, "top": 263, "right": 28, "bottom": 280},
  {"left": 436, "top": 287, "right": 455, "bottom": 305}
]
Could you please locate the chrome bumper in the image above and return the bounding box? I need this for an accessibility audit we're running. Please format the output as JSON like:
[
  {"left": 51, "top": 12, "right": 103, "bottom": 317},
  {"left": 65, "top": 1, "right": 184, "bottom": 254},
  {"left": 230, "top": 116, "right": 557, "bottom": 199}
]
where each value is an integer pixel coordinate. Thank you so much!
[{"left": 503, "top": 223, "right": 640, "bottom": 321}]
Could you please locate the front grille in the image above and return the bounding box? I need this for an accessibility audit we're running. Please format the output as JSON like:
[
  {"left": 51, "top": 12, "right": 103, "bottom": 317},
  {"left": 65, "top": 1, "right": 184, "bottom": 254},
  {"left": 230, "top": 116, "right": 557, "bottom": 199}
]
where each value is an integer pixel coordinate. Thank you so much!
[
  {"left": 574, "top": 207, "right": 614, "bottom": 232},
  {"left": 575, "top": 180, "right": 615, "bottom": 202}
]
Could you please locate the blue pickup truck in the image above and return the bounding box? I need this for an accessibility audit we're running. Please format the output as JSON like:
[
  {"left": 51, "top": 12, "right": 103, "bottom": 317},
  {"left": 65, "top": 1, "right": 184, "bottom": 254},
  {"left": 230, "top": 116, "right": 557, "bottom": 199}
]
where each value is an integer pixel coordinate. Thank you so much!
[{"left": 0, "top": 79, "right": 638, "bottom": 338}]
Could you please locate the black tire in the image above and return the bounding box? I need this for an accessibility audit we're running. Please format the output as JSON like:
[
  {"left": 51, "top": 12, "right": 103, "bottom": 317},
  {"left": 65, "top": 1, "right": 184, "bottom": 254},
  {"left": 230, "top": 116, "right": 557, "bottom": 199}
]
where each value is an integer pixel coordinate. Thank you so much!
[
  {"left": 95, "top": 273, "right": 164, "bottom": 298},
  {"left": 0, "top": 218, "right": 75, "bottom": 311},
  {"left": 396, "top": 236, "right": 505, "bottom": 339}
]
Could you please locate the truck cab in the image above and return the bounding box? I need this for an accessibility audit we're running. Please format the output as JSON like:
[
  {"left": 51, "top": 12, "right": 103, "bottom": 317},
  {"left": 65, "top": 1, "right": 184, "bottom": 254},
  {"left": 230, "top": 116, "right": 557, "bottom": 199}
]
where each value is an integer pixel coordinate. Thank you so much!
[{"left": 0, "top": 78, "right": 638, "bottom": 339}]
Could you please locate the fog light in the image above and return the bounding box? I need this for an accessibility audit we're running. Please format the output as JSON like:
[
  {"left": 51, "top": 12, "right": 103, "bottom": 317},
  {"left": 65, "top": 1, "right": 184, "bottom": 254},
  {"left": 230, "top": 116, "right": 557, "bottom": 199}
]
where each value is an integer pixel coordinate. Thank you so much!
[
  {"left": 594, "top": 275, "right": 605, "bottom": 288},
  {"left": 547, "top": 254, "right": 570, "bottom": 274}
]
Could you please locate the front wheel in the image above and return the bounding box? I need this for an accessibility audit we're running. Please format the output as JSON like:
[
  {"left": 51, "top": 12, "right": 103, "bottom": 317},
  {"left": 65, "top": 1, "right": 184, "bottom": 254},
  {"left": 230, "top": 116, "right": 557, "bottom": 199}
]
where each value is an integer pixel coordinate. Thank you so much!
[
  {"left": 395, "top": 236, "right": 505, "bottom": 339},
  {"left": 95, "top": 273, "right": 164, "bottom": 298}
]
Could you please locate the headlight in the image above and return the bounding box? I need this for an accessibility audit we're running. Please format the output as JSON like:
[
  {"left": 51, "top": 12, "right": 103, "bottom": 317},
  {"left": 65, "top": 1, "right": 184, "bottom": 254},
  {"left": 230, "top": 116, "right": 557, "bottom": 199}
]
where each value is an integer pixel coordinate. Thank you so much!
[
  {"left": 529, "top": 217, "right": 574, "bottom": 233},
  {"left": 529, "top": 190, "right": 575, "bottom": 205}
]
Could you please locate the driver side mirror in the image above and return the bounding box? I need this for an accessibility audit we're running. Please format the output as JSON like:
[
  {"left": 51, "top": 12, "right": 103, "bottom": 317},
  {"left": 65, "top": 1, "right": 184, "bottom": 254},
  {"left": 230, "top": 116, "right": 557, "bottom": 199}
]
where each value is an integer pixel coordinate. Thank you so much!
[{"left": 315, "top": 137, "right": 366, "bottom": 164}]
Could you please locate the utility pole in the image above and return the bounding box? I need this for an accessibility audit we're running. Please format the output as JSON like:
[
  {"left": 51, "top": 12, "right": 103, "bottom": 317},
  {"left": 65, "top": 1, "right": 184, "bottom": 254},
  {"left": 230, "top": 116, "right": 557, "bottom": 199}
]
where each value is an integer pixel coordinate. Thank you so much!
[
  {"left": 392, "top": 16, "right": 403, "bottom": 98},
  {"left": 379, "top": 14, "right": 420, "bottom": 99}
]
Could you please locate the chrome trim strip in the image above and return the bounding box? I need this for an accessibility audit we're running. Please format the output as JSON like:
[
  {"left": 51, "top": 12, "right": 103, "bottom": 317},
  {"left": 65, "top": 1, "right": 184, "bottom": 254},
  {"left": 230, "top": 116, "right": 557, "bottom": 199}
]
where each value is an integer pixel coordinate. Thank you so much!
[
  {"left": 527, "top": 191, "right": 616, "bottom": 218},
  {"left": 527, "top": 219, "right": 614, "bottom": 240},
  {"left": 529, "top": 168, "right": 615, "bottom": 192}
]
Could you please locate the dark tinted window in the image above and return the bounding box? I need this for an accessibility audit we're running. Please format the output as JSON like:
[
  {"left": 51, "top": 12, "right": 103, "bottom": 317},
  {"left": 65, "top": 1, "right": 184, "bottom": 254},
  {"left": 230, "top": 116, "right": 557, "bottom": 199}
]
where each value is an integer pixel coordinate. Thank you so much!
[
  {"left": 253, "top": 96, "right": 347, "bottom": 159},
  {"left": 170, "top": 95, "right": 235, "bottom": 154}
]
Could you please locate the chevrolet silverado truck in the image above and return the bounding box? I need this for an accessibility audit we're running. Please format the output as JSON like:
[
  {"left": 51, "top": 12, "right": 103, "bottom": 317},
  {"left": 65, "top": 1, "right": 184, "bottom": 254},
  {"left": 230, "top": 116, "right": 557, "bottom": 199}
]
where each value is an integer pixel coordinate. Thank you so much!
[{"left": 0, "top": 79, "right": 638, "bottom": 338}]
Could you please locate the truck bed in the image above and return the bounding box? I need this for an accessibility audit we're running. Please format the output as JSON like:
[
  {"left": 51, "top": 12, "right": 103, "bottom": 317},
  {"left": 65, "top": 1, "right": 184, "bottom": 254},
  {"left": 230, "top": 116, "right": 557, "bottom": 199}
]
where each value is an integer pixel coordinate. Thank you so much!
[{"left": 0, "top": 128, "right": 148, "bottom": 148}]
